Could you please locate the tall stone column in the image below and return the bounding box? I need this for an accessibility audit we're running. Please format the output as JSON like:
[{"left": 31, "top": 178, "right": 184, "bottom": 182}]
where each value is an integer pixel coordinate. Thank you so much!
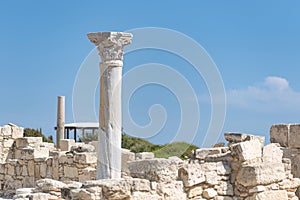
[
  {"left": 56, "top": 96, "right": 65, "bottom": 148},
  {"left": 87, "top": 32, "right": 132, "bottom": 179}
]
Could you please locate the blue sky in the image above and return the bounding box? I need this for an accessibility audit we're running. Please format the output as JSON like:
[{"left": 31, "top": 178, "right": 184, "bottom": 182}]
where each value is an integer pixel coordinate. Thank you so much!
[{"left": 1, "top": 1, "right": 300, "bottom": 147}]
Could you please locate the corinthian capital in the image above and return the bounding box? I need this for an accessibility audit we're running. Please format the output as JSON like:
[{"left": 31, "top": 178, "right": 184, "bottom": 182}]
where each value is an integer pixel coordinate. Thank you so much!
[{"left": 87, "top": 32, "right": 132, "bottom": 61}]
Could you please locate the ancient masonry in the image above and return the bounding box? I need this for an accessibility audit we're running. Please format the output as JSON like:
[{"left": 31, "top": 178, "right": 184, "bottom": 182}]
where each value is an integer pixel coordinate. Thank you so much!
[{"left": 1, "top": 123, "right": 300, "bottom": 200}]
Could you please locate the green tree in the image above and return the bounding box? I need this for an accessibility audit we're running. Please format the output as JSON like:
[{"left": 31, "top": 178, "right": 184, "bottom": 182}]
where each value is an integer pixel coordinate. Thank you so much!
[{"left": 23, "top": 128, "right": 53, "bottom": 143}]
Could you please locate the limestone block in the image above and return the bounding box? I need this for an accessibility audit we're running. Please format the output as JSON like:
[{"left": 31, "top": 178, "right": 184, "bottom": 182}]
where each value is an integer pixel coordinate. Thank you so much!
[
  {"left": 135, "top": 152, "right": 155, "bottom": 160},
  {"left": 289, "top": 124, "right": 300, "bottom": 148},
  {"left": 60, "top": 139, "right": 75, "bottom": 151},
  {"left": 3, "top": 139, "right": 14, "bottom": 148},
  {"left": 278, "top": 178, "right": 300, "bottom": 189},
  {"left": 236, "top": 162, "right": 286, "bottom": 187},
  {"left": 40, "top": 162, "right": 47, "bottom": 178},
  {"left": 74, "top": 152, "right": 97, "bottom": 164},
  {"left": 71, "top": 143, "right": 95, "bottom": 153},
  {"left": 263, "top": 143, "right": 283, "bottom": 163},
  {"left": 157, "top": 181, "right": 186, "bottom": 200},
  {"left": 83, "top": 179, "right": 131, "bottom": 199},
  {"left": 40, "top": 142, "right": 55, "bottom": 151},
  {"left": 27, "top": 160, "right": 35, "bottom": 177},
  {"left": 128, "top": 158, "right": 180, "bottom": 182},
  {"left": 1, "top": 125, "right": 11, "bottom": 137},
  {"left": 33, "top": 147, "right": 49, "bottom": 159},
  {"left": 194, "top": 147, "right": 224, "bottom": 160},
  {"left": 58, "top": 153, "right": 74, "bottom": 164},
  {"left": 247, "top": 190, "right": 288, "bottom": 200},
  {"left": 64, "top": 166, "right": 79, "bottom": 179},
  {"left": 36, "top": 178, "right": 66, "bottom": 192},
  {"left": 11, "top": 125, "right": 24, "bottom": 139},
  {"left": 28, "top": 192, "right": 56, "bottom": 200},
  {"left": 187, "top": 185, "right": 203, "bottom": 198},
  {"left": 202, "top": 188, "right": 218, "bottom": 199},
  {"left": 131, "top": 192, "right": 163, "bottom": 200},
  {"left": 270, "top": 124, "right": 289, "bottom": 147},
  {"left": 231, "top": 139, "right": 262, "bottom": 162},
  {"left": 132, "top": 178, "right": 151, "bottom": 192},
  {"left": 225, "top": 132, "right": 265, "bottom": 145},
  {"left": 215, "top": 181, "right": 234, "bottom": 196},
  {"left": 16, "top": 137, "right": 43, "bottom": 149},
  {"left": 78, "top": 167, "right": 96, "bottom": 182},
  {"left": 68, "top": 188, "right": 98, "bottom": 200},
  {"left": 15, "top": 188, "right": 35, "bottom": 195},
  {"left": 121, "top": 148, "right": 135, "bottom": 174},
  {"left": 205, "top": 171, "right": 219, "bottom": 185},
  {"left": 178, "top": 162, "right": 205, "bottom": 187},
  {"left": 215, "top": 197, "right": 234, "bottom": 200},
  {"left": 0, "top": 164, "right": 5, "bottom": 173},
  {"left": 249, "top": 185, "right": 266, "bottom": 194}
]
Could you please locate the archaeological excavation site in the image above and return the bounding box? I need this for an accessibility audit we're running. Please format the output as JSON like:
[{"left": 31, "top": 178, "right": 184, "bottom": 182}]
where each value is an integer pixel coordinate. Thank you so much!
[
  {"left": 1, "top": 32, "right": 299, "bottom": 200},
  {"left": 1, "top": 123, "right": 300, "bottom": 200}
]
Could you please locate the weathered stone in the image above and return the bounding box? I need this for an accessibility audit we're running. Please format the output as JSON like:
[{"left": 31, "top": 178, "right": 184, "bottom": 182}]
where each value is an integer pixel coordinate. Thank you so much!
[
  {"left": 247, "top": 190, "right": 288, "bottom": 200},
  {"left": 279, "top": 178, "right": 300, "bottom": 189},
  {"left": 135, "top": 152, "right": 155, "bottom": 160},
  {"left": 1, "top": 125, "right": 11, "bottom": 136},
  {"left": 3, "top": 139, "right": 14, "bottom": 148},
  {"left": 202, "top": 188, "right": 217, "bottom": 199},
  {"left": 79, "top": 167, "right": 96, "bottom": 182},
  {"left": 71, "top": 143, "right": 95, "bottom": 153},
  {"left": 129, "top": 158, "right": 180, "bottom": 182},
  {"left": 131, "top": 192, "right": 163, "bottom": 200},
  {"left": 157, "top": 181, "right": 186, "bottom": 200},
  {"left": 40, "top": 142, "right": 55, "bottom": 151},
  {"left": 15, "top": 187, "right": 35, "bottom": 195},
  {"left": 178, "top": 162, "right": 205, "bottom": 187},
  {"left": 28, "top": 192, "right": 56, "bottom": 200},
  {"left": 83, "top": 179, "right": 131, "bottom": 199},
  {"left": 194, "top": 148, "right": 225, "bottom": 160},
  {"left": 33, "top": 147, "right": 49, "bottom": 159},
  {"left": 36, "top": 179, "right": 66, "bottom": 192},
  {"left": 236, "top": 162, "right": 286, "bottom": 187},
  {"left": 225, "top": 133, "right": 265, "bottom": 145},
  {"left": 289, "top": 124, "right": 300, "bottom": 148},
  {"left": 60, "top": 139, "right": 75, "bottom": 151},
  {"left": 74, "top": 152, "right": 97, "bottom": 164},
  {"left": 16, "top": 137, "right": 43, "bottom": 149},
  {"left": 216, "top": 181, "right": 234, "bottom": 196},
  {"left": 10, "top": 124, "right": 23, "bottom": 139},
  {"left": 270, "top": 124, "right": 289, "bottom": 147},
  {"left": 187, "top": 185, "right": 203, "bottom": 198},
  {"left": 249, "top": 185, "right": 266, "bottom": 194},
  {"left": 132, "top": 178, "right": 151, "bottom": 192},
  {"left": 231, "top": 139, "right": 262, "bottom": 162},
  {"left": 121, "top": 148, "right": 135, "bottom": 174},
  {"left": 64, "top": 166, "right": 78, "bottom": 179},
  {"left": 263, "top": 143, "right": 283, "bottom": 163}
]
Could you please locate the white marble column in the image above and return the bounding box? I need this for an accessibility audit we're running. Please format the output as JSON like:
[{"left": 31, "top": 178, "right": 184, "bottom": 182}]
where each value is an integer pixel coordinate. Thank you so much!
[
  {"left": 56, "top": 96, "right": 65, "bottom": 148},
  {"left": 87, "top": 32, "right": 132, "bottom": 179}
]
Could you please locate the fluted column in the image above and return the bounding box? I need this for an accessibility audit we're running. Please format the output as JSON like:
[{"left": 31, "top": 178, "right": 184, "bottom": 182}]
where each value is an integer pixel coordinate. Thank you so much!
[{"left": 87, "top": 32, "right": 132, "bottom": 179}]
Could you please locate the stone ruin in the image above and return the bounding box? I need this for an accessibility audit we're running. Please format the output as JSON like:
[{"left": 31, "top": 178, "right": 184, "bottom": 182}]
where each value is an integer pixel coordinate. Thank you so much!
[{"left": 1, "top": 123, "right": 300, "bottom": 199}]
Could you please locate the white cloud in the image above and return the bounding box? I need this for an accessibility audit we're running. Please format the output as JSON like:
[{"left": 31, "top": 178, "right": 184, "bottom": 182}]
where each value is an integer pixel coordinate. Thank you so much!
[{"left": 227, "top": 76, "right": 300, "bottom": 112}]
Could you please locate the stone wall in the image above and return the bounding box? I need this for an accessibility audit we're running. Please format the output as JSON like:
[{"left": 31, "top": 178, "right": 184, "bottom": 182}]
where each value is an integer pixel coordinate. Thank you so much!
[
  {"left": 2, "top": 123, "right": 300, "bottom": 199},
  {"left": 0, "top": 124, "right": 154, "bottom": 198}
]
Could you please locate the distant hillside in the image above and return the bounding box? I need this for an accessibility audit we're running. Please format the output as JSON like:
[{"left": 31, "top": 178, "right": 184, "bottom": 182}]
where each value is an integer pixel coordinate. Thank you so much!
[
  {"left": 122, "top": 134, "right": 198, "bottom": 159},
  {"left": 77, "top": 132, "right": 199, "bottom": 159}
]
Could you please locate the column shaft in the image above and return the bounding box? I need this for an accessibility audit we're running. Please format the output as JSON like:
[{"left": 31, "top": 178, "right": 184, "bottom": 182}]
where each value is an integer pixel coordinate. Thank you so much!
[{"left": 56, "top": 96, "right": 65, "bottom": 148}]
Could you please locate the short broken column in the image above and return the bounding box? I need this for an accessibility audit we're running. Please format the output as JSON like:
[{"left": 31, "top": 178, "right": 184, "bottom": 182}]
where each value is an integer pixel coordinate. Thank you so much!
[
  {"left": 87, "top": 32, "right": 132, "bottom": 179},
  {"left": 56, "top": 96, "right": 65, "bottom": 148}
]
